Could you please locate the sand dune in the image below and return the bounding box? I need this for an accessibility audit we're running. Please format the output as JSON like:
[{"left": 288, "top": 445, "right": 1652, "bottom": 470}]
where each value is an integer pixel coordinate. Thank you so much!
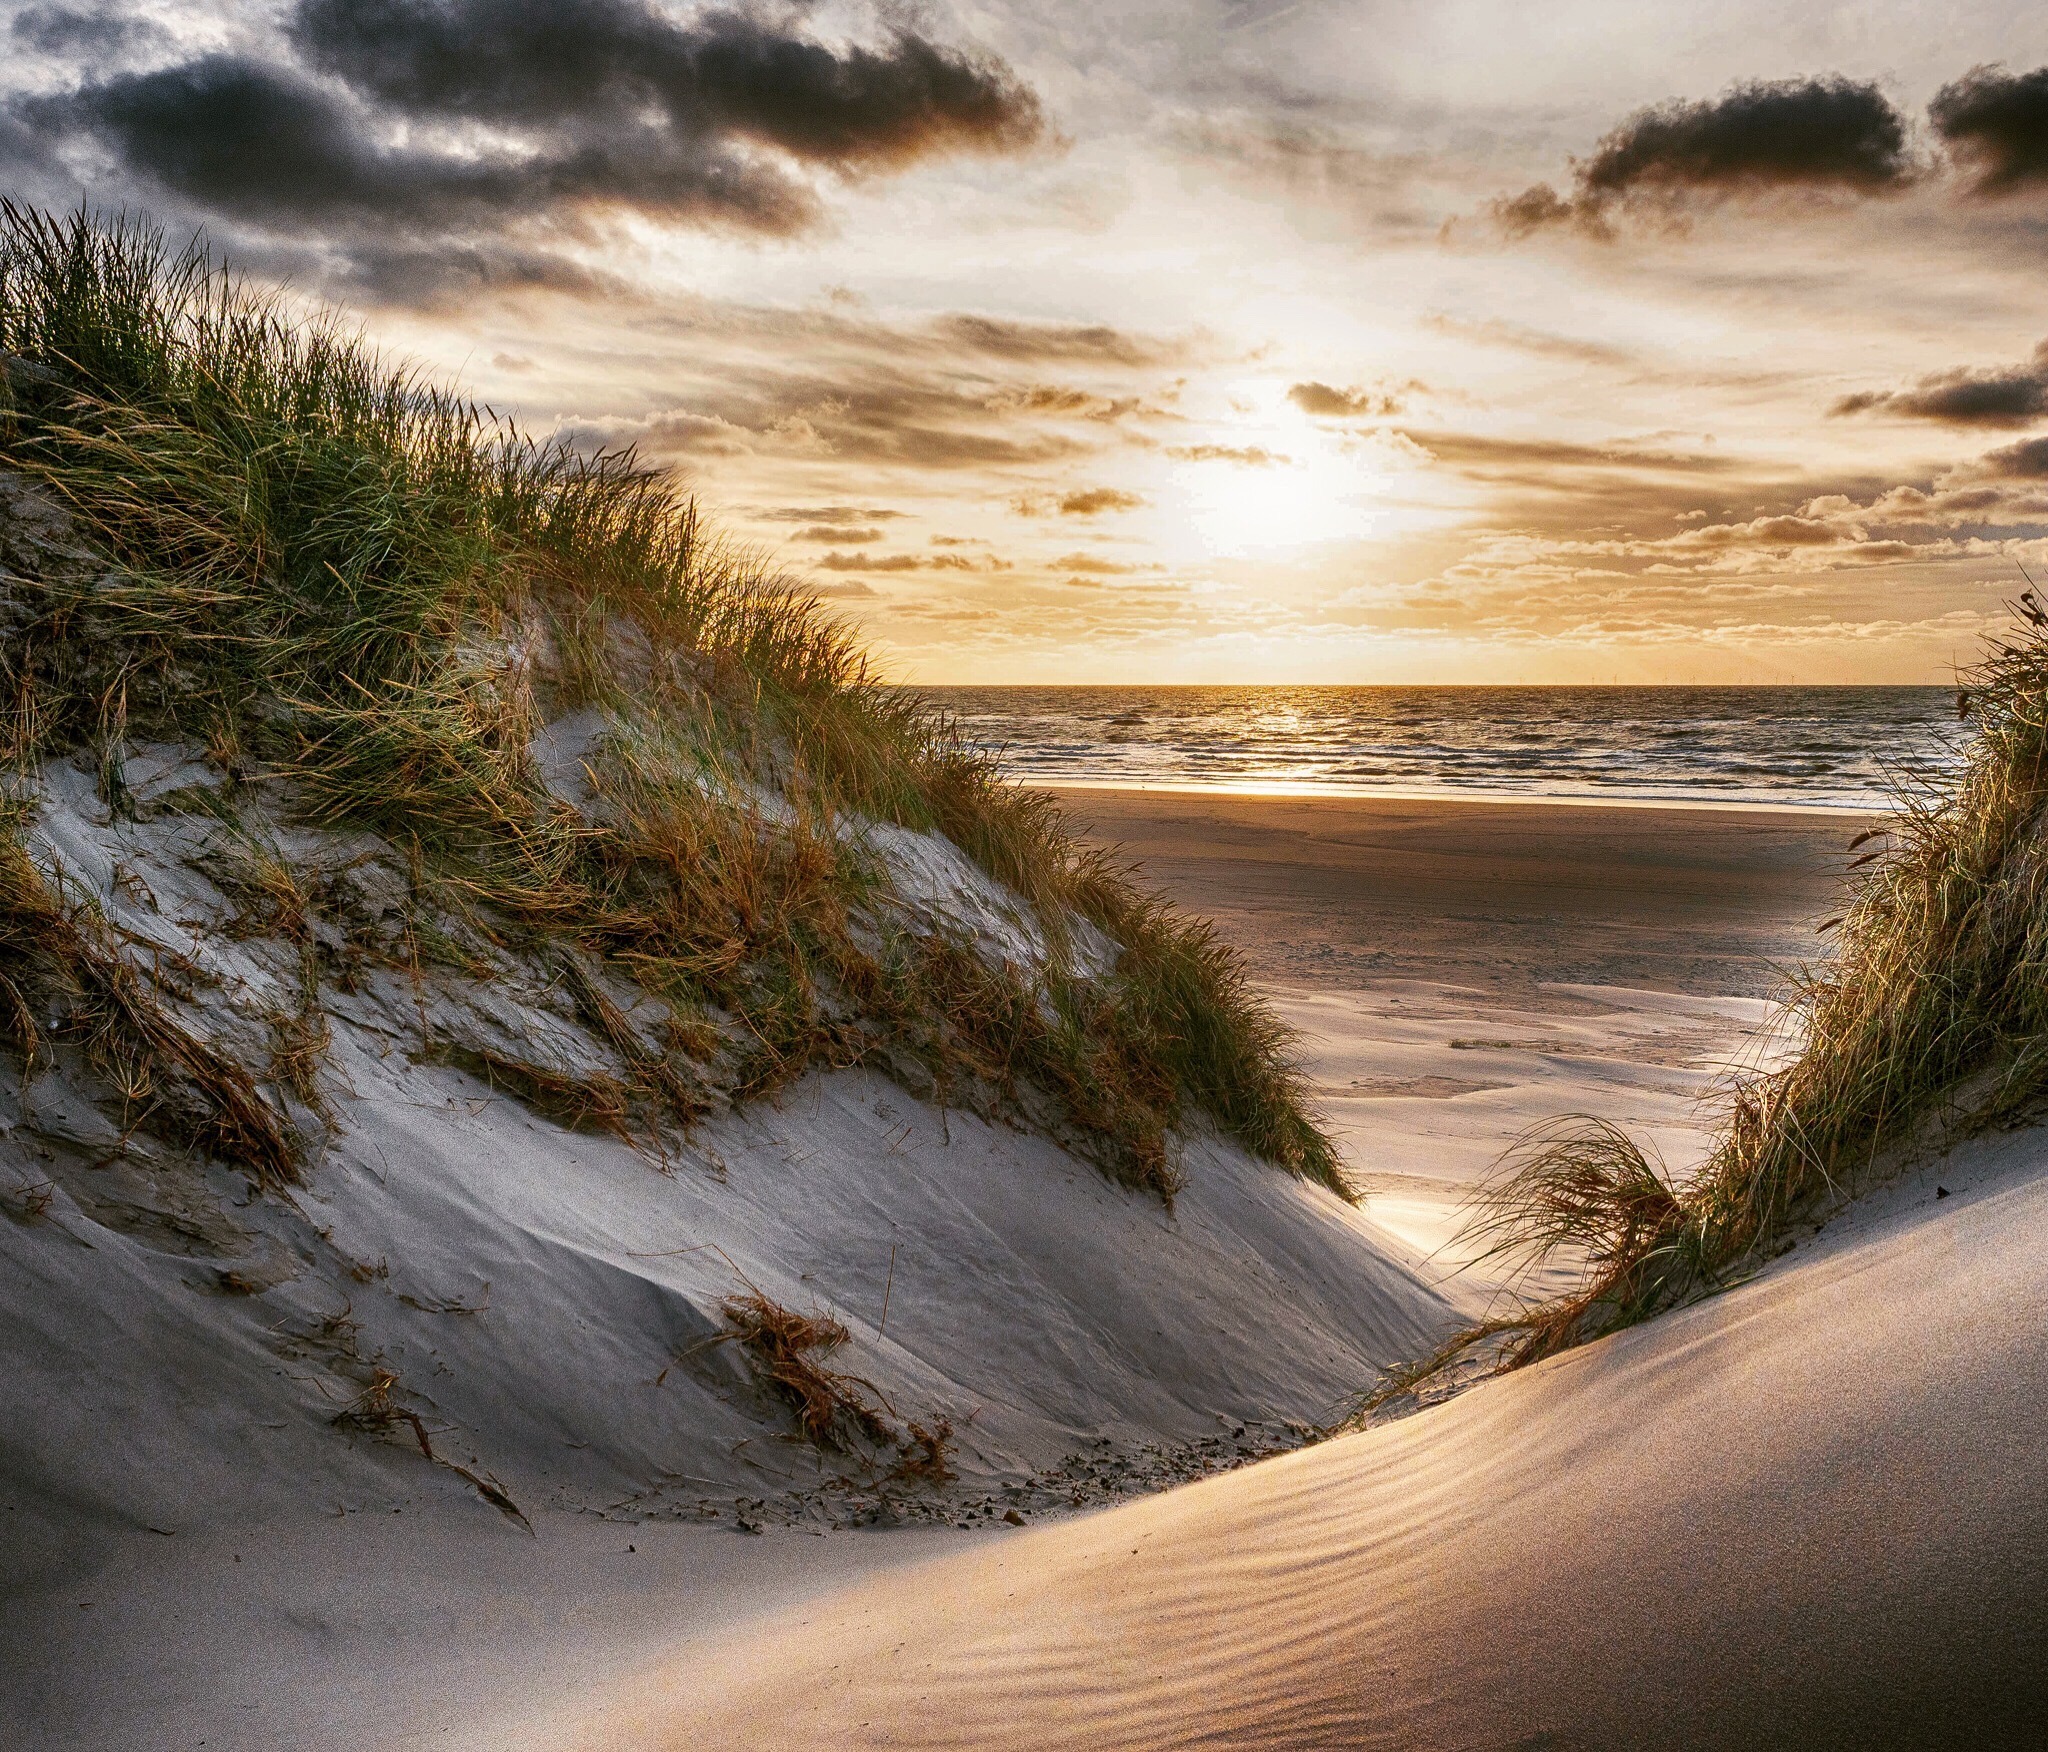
[
  {"left": 0, "top": 799, "right": 1892, "bottom": 1752},
  {"left": 586, "top": 1122, "right": 2048, "bottom": 1750}
]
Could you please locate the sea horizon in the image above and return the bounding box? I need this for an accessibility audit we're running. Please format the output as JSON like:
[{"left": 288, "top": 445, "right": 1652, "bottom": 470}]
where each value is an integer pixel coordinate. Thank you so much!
[{"left": 924, "top": 683, "right": 1962, "bottom": 812}]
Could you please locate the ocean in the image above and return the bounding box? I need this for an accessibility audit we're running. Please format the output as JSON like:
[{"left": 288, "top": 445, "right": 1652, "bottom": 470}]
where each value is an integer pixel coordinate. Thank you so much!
[{"left": 923, "top": 685, "right": 1965, "bottom": 811}]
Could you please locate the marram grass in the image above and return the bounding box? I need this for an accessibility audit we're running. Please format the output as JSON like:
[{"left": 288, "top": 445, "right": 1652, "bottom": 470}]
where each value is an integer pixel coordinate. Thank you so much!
[
  {"left": 0, "top": 202, "right": 1341, "bottom": 1200},
  {"left": 1364, "top": 608, "right": 2048, "bottom": 1403}
]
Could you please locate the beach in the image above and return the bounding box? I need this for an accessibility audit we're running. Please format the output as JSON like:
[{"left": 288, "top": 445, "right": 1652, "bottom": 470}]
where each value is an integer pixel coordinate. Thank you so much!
[
  {"left": 1064, "top": 789, "right": 1857, "bottom": 1273},
  {"left": 624, "top": 1120, "right": 2048, "bottom": 1749},
  {"left": 573, "top": 792, "right": 2048, "bottom": 1747},
  {"left": 4, "top": 786, "right": 1894, "bottom": 1750},
  {"left": 6, "top": 30, "right": 2036, "bottom": 1739},
  {"left": 1058, "top": 786, "right": 1860, "bottom": 998}
]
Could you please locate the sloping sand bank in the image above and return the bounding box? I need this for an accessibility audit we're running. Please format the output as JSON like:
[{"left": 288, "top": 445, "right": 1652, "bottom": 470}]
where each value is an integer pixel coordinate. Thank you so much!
[{"left": 597, "top": 1125, "right": 2048, "bottom": 1750}]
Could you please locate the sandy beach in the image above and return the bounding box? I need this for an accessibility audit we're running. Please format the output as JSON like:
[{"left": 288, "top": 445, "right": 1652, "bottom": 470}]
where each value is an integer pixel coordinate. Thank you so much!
[
  {"left": 4, "top": 787, "right": 1904, "bottom": 1750},
  {"left": 571, "top": 793, "right": 2048, "bottom": 1747},
  {"left": 1066, "top": 789, "right": 1859, "bottom": 1276},
  {"left": 1058, "top": 787, "right": 1862, "bottom": 998},
  {"left": 7, "top": 34, "right": 2036, "bottom": 1738}
]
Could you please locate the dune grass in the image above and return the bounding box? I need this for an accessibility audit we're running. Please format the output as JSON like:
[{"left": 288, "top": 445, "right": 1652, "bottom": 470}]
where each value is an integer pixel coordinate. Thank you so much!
[
  {"left": 0, "top": 202, "right": 1340, "bottom": 1199},
  {"left": 1371, "top": 608, "right": 2048, "bottom": 1393}
]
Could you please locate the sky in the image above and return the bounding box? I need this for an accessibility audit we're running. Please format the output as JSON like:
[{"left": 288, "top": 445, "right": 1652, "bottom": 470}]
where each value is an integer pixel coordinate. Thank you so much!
[{"left": 8, "top": 2, "right": 2048, "bottom": 683}]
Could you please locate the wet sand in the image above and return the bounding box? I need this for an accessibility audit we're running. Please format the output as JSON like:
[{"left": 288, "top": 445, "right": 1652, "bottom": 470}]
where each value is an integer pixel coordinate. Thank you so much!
[
  {"left": 1062, "top": 788, "right": 1859, "bottom": 1271},
  {"left": 1057, "top": 787, "right": 1868, "bottom": 998}
]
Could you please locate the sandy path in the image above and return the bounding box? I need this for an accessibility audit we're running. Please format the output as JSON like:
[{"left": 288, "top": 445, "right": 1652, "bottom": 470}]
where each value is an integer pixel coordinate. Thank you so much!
[{"left": 567, "top": 1127, "right": 2048, "bottom": 1750}]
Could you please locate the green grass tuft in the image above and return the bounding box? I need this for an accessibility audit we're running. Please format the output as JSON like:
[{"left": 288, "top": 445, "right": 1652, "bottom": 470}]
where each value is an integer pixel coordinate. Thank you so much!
[{"left": 0, "top": 202, "right": 1340, "bottom": 1200}]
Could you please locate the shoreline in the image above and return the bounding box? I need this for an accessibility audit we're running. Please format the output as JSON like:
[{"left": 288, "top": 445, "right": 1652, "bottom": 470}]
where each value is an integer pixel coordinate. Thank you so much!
[{"left": 1032, "top": 776, "right": 1880, "bottom": 818}]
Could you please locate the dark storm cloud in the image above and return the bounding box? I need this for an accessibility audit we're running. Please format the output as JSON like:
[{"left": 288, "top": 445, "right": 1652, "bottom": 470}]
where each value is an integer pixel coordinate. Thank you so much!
[
  {"left": 39, "top": 52, "right": 811, "bottom": 236},
  {"left": 1981, "top": 436, "right": 2048, "bottom": 477},
  {"left": 1581, "top": 78, "right": 1913, "bottom": 197},
  {"left": 1832, "top": 343, "right": 2048, "bottom": 428},
  {"left": 1931, "top": 65, "right": 2048, "bottom": 195},
  {"left": 289, "top": 0, "right": 1041, "bottom": 170},
  {"left": 10, "top": 2, "right": 165, "bottom": 58},
  {"left": 1494, "top": 77, "right": 1915, "bottom": 236},
  {"left": 44, "top": 54, "right": 810, "bottom": 234},
  {"left": 14, "top": 0, "right": 1042, "bottom": 295}
]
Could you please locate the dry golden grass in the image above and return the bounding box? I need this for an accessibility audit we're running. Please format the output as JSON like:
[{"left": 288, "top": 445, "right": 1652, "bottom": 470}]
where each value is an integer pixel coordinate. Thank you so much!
[
  {"left": 717, "top": 1291, "right": 898, "bottom": 1450},
  {"left": 1365, "top": 604, "right": 2048, "bottom": 1401},
  {"left": 0, "top": 203, "right": 1340, "bottom": 1201}
]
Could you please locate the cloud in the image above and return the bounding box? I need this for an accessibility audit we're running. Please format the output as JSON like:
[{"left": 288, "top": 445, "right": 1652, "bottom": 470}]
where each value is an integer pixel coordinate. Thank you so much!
[
  {"left": 573, "top": 407, "right": 756, "bottom": 456},
  {"left": 1980, "top": 436, "right": 2048, "bottom": 478},
  {"left": 818, "top": 550, "right": 927, "bottom": 572},
  {"left": 758, "top": 505, "right": 908, "bottom": 525},
  {"left": 1833, "top": 342, "right": 2048, "bottom": 427},
  {"left": 1930, "top": 64, "right": 2048, "bottom": 195},
  {"left": 39, "top": 51, "right": 814, "bottom": 238},
  {"left": 20, "top": 0, "right": 1043, "bottom": 295},
  {"left": 1050, "top": 552, "right": 1158, "bottom": 574},
  {"left": 1421, "top": 315, "right": 1638, "bottom": 369},
  {"left": 289, "top": 0, "right": 1041, "bottom": 169},
  {"left": 789, "top": 524, "right": 885, "bottom": 544},
  {"left": 1166, "top": 443, "right": 1288, "bottom": 465},
  {"left": 1491, "top": 183, "right": 1580, "bottom": 237},
  {"left": 815, "top": 548, "right": 1009, "bottom": 573},
  {"left": 1286, "top": 380, "right": 1411, "bottom": 418},
  {"left": 1011, "top": 487, "right": 1147, "bottom": 517},
  {"left": 984, "top": 384, "right": 1166, "bottom": 421},
  {"left": 936, "top": 314, "right": 1189, "bottom": 367},
  {"left": 10, "top": 2, "right": 164, "bottom": 58},
  {"left": 1580, "top": 78, "right": 1913, "bottom": 197},
  {"left": 1400, "top": 430, "right": 1737, "bottom": 475},
  {"left": 1494, "top": 76, "right": 1915, "bottom": 236},
  {"left": 1669, "top": 513, "right": 1851, "bottom": 548}
]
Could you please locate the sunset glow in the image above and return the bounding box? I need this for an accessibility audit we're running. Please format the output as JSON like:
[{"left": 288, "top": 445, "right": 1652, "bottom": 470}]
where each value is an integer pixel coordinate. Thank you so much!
[{"left": 11, "top": 2, "right": 2048, "bottom": 681}]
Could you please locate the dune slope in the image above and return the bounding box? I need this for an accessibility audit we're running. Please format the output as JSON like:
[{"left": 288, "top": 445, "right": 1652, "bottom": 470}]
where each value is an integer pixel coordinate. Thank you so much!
[{"left": 601, "top": 1123, "right": 2048, "bottom": 1751}]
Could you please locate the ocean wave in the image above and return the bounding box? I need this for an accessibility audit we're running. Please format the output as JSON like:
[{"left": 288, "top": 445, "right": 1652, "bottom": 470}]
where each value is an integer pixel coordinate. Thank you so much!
[{"left": 922, "top": 685, "right": 1962, "bottom": 810}]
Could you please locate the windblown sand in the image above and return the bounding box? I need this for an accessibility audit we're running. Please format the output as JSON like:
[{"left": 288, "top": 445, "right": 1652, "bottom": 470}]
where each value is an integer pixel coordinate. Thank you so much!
[
  {"left": 24, "top": 791, "right": 2023, "bottom": 1752},
  {"left": 609, "top": 1118, "right": 2048, "bottom": 1749}
]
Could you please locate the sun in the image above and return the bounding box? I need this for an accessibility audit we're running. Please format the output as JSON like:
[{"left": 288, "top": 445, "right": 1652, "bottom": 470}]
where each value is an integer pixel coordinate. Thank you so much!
[
  {"left": 1169, "top": 434, "right": 1385, "bottom": 559},
  {"left": 1138, "top": 378, "right": 1418, "bottom": 560}
]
